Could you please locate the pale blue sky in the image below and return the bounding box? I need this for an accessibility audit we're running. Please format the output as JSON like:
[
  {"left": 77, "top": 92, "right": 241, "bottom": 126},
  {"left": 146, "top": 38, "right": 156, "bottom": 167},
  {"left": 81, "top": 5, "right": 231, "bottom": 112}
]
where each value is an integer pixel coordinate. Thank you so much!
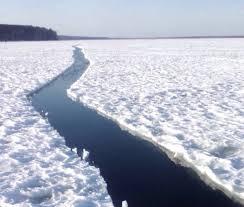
[{"left": 0, "top": 0, "right": 243, "bottom": 37}]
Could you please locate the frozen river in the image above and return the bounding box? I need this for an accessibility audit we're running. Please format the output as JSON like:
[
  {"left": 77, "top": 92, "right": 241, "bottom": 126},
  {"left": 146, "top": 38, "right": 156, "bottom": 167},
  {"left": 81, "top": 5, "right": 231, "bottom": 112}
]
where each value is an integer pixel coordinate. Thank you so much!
[{"left": 31, "top": 46, "right": 241, "bottom": 207}]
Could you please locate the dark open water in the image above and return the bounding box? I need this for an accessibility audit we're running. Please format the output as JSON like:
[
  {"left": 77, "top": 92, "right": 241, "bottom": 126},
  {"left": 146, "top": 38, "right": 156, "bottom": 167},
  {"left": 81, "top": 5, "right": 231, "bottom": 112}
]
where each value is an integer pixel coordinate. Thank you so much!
[{"left": 30, "top": 47, "right": 241, "bottom": 207}]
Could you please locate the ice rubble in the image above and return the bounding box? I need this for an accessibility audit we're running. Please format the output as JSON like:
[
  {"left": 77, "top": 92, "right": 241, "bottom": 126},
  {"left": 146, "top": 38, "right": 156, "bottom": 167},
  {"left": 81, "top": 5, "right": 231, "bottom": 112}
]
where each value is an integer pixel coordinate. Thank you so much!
[
  {"left": 68, "top": 39, "right": 244, "bottom": 204},
  {"left": 0, "top": 42, "right": 113, "bottom": 207}
]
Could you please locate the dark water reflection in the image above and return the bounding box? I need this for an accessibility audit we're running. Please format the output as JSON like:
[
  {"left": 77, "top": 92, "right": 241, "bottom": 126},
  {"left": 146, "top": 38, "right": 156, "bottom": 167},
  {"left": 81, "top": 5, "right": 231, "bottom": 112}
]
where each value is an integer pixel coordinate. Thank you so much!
[{"left": 31, "top": 47, "right": 241, "bottom": 207}]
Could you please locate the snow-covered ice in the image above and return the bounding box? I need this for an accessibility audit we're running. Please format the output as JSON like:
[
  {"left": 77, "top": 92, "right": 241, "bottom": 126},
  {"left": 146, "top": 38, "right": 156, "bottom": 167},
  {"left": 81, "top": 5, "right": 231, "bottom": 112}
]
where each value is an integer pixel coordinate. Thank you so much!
[
  {"left": 68, "top": 39, "right": 244, "bottom": 204},
  {"left": 0, "top": 41, "right": 113, "bottom": 207}
]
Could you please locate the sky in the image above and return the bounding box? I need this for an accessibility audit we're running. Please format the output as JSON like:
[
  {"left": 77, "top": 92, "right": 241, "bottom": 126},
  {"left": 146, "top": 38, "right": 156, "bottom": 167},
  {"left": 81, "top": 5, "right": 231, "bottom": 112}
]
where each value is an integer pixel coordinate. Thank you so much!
[{"left": 0, "top": 0, "right": 244, "bottom": 37}]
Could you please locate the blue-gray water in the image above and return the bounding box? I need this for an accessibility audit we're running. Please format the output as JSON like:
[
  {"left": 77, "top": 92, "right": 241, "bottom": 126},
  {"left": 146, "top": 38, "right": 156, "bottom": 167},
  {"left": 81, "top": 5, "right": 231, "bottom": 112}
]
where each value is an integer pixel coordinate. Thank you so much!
[{"left": 30, "top": 47, "right": 241, "bottom": 207}]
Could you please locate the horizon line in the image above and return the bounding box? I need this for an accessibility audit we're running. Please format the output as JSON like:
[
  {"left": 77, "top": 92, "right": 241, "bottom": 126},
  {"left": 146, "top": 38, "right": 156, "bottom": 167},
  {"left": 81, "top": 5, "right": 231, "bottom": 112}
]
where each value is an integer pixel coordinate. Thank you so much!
[{"left": 59, "top": 34, "right": 244, "bottom": 40}]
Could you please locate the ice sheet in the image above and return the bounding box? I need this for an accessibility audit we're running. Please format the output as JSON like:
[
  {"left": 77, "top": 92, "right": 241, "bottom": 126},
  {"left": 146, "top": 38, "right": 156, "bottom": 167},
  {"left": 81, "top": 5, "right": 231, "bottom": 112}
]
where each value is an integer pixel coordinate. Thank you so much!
[
  {"left": 68, "top": 39, "right": 244, "bottom": 204},
  {"left": 0, "top": 41, "right": 113, "bottom": 207}
]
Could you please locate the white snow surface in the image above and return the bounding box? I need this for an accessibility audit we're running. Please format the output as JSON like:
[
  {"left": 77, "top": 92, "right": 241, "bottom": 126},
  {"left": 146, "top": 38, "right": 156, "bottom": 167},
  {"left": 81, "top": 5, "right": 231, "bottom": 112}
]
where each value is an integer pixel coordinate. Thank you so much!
[
  {"left": 68, "top": 39, "right": 244, "bottom": 204},
  {"left": 0, "top": 42, "right": 113, "bottom": 207}
]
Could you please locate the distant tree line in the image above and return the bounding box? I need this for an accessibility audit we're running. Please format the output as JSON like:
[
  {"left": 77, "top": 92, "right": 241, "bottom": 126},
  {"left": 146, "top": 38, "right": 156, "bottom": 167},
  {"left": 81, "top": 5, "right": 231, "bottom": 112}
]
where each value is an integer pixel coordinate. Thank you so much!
[
  {"left": 58, "top": 35, "right": 109, "bottom": 40},
  {"left": 0, "top": 24, "right": 58, "bottom": 41}
]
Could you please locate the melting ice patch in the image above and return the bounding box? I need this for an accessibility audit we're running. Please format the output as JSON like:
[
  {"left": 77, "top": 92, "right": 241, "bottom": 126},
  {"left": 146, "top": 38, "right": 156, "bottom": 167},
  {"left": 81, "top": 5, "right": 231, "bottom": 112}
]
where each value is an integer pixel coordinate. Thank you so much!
[
  {"left": 68, "top": 39, "right": 244, "bottom": 204},
  {"left": 0, "top": 42, "right": 113, "bottom": 206},
  {"left": 122, "top": 201, "right": 128, "bottom": 207}
]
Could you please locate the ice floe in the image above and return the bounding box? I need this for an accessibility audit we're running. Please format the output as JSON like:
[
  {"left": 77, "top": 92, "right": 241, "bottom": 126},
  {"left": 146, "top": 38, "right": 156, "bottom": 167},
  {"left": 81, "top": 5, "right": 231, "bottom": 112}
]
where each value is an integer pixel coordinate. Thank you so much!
[
  {"left": 0, "top": 41, "right": 113, "bottom": 207},
  {"left": 68, "top": 39, "right": 244, "bottom": 205}
]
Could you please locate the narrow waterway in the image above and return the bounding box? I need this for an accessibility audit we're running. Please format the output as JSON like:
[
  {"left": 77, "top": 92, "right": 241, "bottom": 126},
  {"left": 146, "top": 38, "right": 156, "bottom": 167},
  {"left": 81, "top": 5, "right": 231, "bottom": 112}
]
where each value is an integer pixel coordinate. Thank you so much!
[{"left": 30, "top": 47, "right": 241, "bottom": 207}]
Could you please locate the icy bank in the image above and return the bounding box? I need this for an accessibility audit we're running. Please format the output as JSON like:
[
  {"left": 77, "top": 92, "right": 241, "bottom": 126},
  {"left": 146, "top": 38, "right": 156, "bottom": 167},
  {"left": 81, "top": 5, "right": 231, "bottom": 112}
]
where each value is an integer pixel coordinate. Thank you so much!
[
  {"left": 0, "top": 41, "right": 113, "bottom": 206},
  {"left": 68, "top": 39, "right": 244, "bottom": 205}
]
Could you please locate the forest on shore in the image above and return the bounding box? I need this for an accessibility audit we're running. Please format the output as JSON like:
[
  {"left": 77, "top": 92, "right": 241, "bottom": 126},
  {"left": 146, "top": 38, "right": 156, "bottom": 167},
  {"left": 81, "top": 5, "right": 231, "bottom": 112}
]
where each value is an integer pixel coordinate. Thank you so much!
[{"left": 0, "top": 24, "right": 58, "bottom": 41}]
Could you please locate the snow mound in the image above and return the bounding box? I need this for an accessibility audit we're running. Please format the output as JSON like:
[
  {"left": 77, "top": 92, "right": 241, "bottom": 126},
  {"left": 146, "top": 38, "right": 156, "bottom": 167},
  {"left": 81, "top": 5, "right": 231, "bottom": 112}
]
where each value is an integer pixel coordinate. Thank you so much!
[
  {"left": 68, "top": 39, "right": 244, "bottom": 205},
  {"left": 0, "top": 41, "right": 113, "bottom": 207}
]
